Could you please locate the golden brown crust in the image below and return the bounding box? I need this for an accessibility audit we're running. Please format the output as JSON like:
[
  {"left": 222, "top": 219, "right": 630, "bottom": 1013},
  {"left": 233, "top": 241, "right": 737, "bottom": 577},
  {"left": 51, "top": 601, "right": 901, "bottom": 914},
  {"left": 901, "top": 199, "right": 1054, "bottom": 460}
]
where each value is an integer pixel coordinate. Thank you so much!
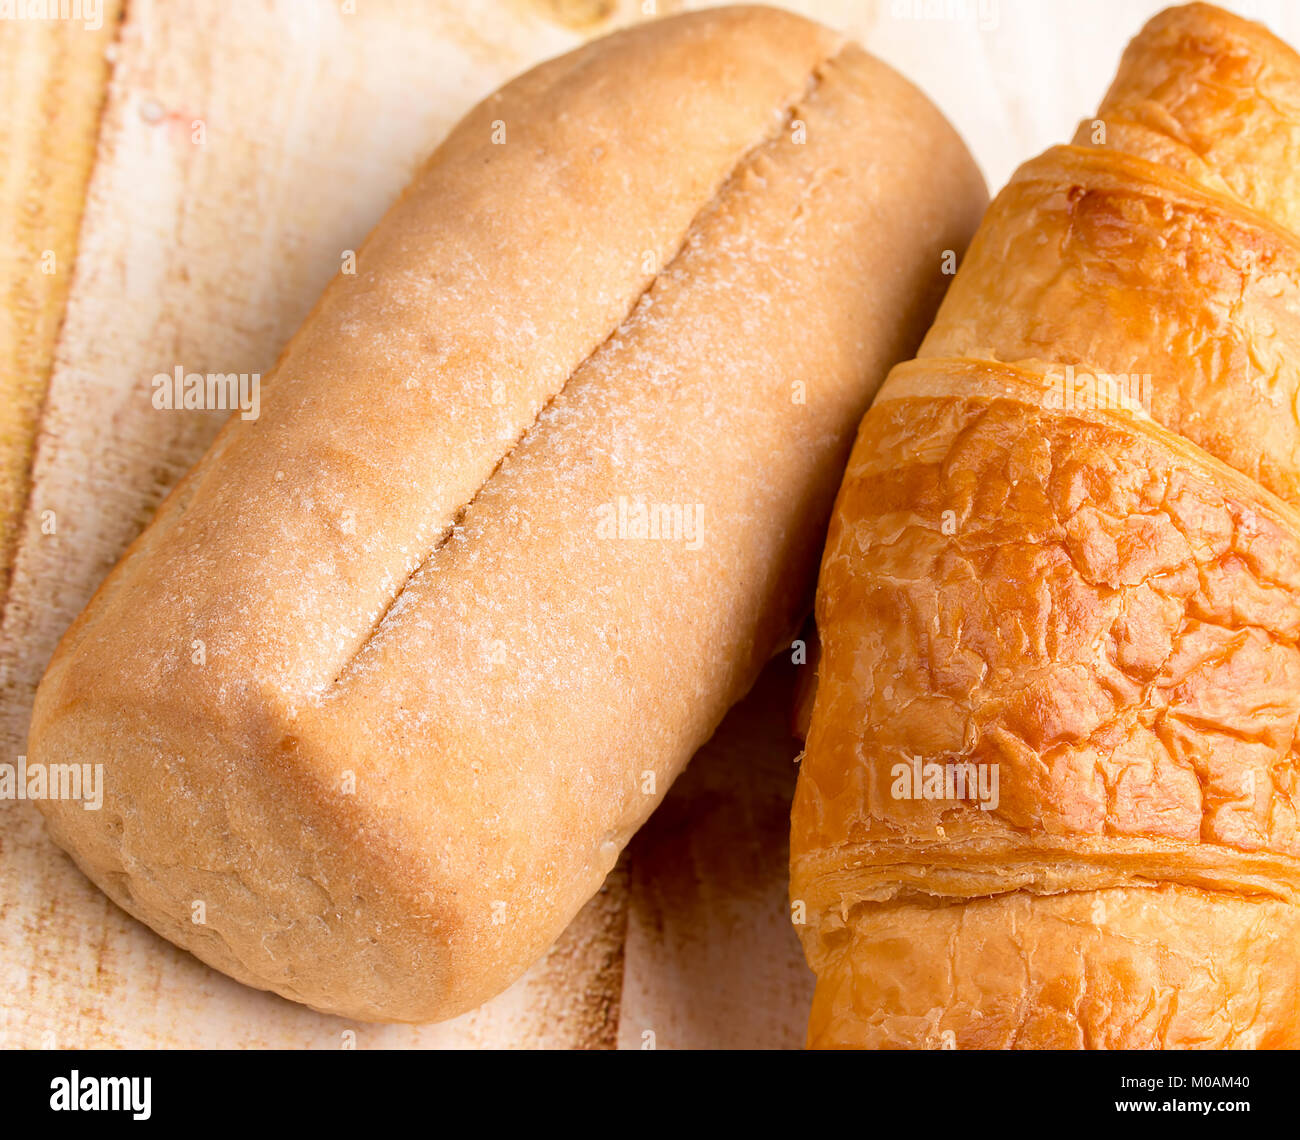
[
  {"left": 920, "top": 147, "right": 1300, "bottom": 505},
  {"left": 792, "top": 2, "right": 1300, "bottom": 1049},
  {"left": 796, "top": 359, "right": 1300, "bottom": 895},
  {"left": 807, "top": 886, "right": 1300, "bottom": 1049},
  {"left": 29, "top": 7, "right": 986, "bottom": 1021},
  {"left": 1079, "top": 2, "right": 1300, "bottom": 233}
]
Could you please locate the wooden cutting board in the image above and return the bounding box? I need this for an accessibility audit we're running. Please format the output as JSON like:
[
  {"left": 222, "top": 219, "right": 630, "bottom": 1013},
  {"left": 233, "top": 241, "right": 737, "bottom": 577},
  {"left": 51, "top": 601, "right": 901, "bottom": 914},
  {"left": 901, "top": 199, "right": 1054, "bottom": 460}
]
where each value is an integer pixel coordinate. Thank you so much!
[{"left": 2, "top": 0, "right": 1295, "bottom": 1049}]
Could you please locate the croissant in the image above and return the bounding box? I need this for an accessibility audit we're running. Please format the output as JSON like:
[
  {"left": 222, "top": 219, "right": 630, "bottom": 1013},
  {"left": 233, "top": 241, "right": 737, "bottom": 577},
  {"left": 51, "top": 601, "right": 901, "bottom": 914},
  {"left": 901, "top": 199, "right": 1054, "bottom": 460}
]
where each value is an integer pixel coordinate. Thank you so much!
[{"left": 790, "top": 1, "right": 1300, "bottom": 1049}]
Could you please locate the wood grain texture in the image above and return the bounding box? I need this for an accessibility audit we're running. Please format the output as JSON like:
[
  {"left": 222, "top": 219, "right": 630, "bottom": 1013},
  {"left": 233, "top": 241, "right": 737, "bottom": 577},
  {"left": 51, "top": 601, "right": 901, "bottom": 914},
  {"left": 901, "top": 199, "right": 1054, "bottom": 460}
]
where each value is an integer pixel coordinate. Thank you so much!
[
  {"left": 0, "top": 2, "right": 121, "bottom": 604},
  {"left": 618, "top": 654, "right": 815, "bottom": 1049}
]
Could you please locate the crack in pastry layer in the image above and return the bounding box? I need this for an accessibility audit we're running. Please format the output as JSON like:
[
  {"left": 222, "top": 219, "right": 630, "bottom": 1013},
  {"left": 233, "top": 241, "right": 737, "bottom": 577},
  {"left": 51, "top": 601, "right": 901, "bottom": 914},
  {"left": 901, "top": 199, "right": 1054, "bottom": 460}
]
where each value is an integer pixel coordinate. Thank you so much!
[
  {"left": 795, "top": 361, "right": 1300, "bottom": 880},
  {"left": 804, "top": 882, "right": 1300, "bottom": 1049},
  {"left": 920, "top": 145, "right": 1300, "bottom": 506}
]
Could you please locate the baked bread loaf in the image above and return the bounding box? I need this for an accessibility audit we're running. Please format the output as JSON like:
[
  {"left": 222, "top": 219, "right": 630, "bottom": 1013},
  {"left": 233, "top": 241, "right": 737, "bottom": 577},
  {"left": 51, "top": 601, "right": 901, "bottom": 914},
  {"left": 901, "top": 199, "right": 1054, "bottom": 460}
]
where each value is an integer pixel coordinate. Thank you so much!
[
  {"left": 29, "top": 6, "right": 985, "bottom": 1022},
  {"left": 790, "top": 1, "right": 1300, "bottom": 1049}
]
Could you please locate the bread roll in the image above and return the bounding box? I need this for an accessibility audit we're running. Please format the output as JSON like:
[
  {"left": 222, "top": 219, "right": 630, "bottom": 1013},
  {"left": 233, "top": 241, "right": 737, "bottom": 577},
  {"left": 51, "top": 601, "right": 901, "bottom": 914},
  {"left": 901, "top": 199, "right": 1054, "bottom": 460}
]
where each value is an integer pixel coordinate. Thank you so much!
[
  {"left": 790, "top": 2, "right": 1300, "bottom": 1049},
  {"left": 29, "top": 5, "right": 985, "bottom": 1022}
]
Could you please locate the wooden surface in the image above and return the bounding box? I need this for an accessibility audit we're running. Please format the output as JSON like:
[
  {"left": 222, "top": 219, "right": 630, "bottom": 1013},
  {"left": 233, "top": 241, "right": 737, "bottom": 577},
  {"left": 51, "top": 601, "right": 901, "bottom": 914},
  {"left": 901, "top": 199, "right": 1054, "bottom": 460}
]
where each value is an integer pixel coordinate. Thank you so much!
[
  {"left": 0, "top": 1, "right": 121, "bottom": 604},
  {"left": 619, "top": 656, "right": 814, "bottom": 1050},
  {"left": 3, "top": 0, "right": 1299, "bottom": 1049}
]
